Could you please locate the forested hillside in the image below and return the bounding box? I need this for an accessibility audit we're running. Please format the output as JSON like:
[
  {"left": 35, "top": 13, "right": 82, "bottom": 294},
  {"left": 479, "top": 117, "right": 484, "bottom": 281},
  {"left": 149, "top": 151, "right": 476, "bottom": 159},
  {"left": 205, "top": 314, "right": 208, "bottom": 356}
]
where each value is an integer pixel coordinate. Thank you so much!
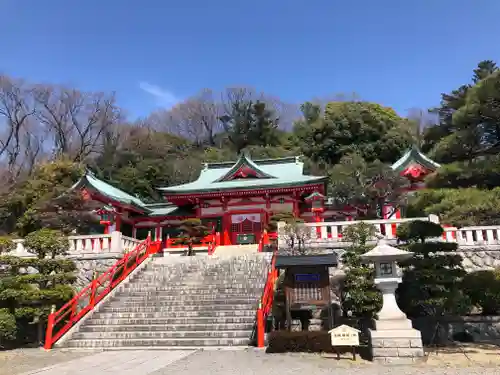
[{"left": 0, "top": 60, "right": 499, "bottom": 235}]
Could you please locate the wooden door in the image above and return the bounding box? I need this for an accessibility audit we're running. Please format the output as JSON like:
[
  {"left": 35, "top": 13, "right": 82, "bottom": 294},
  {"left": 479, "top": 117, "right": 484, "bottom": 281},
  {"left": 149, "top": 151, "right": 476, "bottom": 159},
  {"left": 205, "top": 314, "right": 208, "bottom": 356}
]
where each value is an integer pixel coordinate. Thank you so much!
[{"left": 230, "top": 213, "right": 262, "bottom": 244}]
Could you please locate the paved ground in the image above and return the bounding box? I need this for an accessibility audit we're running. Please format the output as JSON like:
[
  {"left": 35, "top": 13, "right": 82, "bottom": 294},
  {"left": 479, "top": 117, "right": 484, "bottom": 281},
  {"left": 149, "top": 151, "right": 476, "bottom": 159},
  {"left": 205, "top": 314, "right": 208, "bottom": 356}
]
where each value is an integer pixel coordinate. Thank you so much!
[{"left": 1, "top": 346, "right": 500, "bottom": 375}]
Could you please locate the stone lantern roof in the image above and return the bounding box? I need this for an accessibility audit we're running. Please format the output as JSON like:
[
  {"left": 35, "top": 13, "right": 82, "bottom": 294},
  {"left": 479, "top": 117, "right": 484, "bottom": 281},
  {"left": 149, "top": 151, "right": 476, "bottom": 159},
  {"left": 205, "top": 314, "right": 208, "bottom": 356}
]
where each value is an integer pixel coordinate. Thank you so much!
[{"left": 361, "top": 239, "right": 413, "bottom": 262}]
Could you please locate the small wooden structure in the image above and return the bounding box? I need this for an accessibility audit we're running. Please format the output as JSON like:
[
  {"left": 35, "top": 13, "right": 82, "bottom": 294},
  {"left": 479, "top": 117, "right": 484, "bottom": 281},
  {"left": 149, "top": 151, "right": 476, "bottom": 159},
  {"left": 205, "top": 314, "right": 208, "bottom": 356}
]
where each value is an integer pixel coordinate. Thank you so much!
[{"left": 275, "top": 253, "right": 338, "bottom": 331}]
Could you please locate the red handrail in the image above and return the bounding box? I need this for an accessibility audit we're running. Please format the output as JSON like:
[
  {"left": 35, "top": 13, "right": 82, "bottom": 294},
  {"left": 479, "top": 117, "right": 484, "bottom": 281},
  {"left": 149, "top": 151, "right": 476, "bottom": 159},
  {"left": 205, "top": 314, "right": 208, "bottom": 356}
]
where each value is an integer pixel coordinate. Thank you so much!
[
  {"left": 256, "top": 246, "right": 278, "bottom": 347},
  {"left": 207, "top": 232, "right": 220, "bottom": 255},
  {"left": 44, "top": 236, "right": 160, "bottom": 349},
  {"left": 257, "top": 230, "right": 270, "bottom": 252}
]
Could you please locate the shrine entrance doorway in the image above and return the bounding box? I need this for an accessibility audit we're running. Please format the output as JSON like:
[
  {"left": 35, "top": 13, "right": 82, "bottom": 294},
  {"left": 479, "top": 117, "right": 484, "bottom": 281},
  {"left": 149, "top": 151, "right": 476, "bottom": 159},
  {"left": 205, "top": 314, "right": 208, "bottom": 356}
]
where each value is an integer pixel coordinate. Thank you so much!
[{"left": 230, "top": 213, "right": 262, "bottom": 244}]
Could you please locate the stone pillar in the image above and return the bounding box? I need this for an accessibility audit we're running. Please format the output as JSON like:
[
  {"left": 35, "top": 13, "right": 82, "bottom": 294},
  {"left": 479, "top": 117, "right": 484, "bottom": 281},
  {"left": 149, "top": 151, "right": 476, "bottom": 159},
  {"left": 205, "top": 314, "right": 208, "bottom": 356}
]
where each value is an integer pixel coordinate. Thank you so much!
[
  {"left": 369, "top": 281, "right": 424, "bottom": 364},
  {"left": 110, "top": 231, "right": 123, "bottom": 254}
]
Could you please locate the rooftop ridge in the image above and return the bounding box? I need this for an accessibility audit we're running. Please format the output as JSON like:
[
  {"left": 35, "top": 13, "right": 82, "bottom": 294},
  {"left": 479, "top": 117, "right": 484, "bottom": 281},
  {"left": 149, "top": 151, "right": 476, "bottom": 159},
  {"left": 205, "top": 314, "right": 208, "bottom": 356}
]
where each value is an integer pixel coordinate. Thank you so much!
[{"left": 205, "top": 155, "right": 300, "bottom": 170}]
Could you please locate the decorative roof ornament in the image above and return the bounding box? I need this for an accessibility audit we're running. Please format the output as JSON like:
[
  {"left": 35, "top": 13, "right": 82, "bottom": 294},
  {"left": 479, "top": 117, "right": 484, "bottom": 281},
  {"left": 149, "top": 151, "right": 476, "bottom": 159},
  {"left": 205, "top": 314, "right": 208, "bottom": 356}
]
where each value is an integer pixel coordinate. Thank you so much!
[
  {"left": 214, "top": 151, "right": 275, "bottom": 182},
  {"left": 304, "top": 191, "right": 325, "bottom": 201},
  {"left": 391, "top": 145, "right": 440, "bottom": 181}
]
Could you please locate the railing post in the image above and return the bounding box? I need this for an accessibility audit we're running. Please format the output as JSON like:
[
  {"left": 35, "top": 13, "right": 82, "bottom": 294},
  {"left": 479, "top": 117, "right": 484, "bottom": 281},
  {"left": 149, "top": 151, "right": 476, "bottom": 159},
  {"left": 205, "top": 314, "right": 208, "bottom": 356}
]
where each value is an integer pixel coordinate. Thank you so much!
[
  {"left": 44, "top": 305, "right": 56, "bottom": 350},
  {"left": 111, "top": 231, "right": 123, "bottom": 253},
  {"left": 257, "top": 301, "right": 264, "bottom": 348}
]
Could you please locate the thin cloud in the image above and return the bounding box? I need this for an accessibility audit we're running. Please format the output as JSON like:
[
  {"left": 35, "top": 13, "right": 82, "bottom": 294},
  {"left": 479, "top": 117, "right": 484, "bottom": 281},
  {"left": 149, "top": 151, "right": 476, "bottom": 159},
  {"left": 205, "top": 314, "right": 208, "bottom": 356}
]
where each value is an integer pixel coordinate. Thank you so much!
[{"left": 139, "top": 81, "right": 179, "bottom": 108}]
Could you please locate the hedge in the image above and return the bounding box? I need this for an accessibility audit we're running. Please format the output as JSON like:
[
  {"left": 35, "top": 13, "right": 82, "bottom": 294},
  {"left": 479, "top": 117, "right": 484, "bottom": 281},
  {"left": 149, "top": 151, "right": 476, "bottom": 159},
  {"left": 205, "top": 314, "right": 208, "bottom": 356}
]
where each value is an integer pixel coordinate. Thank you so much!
[{"left": 266, "top": 331, "right": 333, "bottom": 353}]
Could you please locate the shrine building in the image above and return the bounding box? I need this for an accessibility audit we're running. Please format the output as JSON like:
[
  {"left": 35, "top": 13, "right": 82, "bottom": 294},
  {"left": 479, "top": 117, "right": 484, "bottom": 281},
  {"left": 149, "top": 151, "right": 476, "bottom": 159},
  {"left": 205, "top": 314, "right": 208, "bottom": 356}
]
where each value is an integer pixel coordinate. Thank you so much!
[{"left": 74, "top": 148, "right": 440, "bottom": 245}]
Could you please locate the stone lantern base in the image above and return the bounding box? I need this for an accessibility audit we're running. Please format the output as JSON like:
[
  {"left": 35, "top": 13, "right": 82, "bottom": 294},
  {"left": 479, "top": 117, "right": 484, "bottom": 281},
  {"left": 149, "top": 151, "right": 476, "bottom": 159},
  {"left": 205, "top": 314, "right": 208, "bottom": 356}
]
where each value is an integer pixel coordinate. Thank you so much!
[{"left": 369, "top": 318, "right": 425, "bottom": 364}]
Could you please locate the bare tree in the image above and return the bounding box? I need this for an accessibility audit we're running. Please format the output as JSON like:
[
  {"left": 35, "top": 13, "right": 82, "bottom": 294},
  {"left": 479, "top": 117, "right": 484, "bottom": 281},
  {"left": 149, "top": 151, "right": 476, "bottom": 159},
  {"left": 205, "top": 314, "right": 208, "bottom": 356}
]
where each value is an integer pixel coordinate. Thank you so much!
[
  {"left": 146, "top": 86, "right": 299, "bottom": 145},
  {"left": 146, "top": 89, "right": 223, "bottom": 146},
  {"left": 0, "top": 76, "right": 37, "bottom": 182},
  {"left": 33, "top": 85, "right": 122, "bottom": 162}
]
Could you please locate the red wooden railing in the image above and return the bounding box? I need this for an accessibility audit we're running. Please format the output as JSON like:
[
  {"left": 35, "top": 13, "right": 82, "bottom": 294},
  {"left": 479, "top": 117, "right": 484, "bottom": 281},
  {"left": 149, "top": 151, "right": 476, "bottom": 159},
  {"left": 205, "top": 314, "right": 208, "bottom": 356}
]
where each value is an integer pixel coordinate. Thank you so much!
[
  {"left": 256, "top": 247, "right": 278, "bottom": 347},
  {"left": 44, "top": 235, "right": 161, "bottom": 350},
  {"left": 207, "top": 232, "right": 220, "bottom": 255},
  {"left": 257, "top": 230, "right": 270, "bottom": 252}
]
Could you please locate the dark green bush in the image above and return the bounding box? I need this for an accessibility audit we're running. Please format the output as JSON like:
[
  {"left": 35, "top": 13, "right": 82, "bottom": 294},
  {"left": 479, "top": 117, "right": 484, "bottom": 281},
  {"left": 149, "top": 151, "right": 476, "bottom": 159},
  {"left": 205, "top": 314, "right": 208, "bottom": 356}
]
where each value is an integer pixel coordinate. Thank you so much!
[
  {"left": 0, "top": 309, "right": 16, "bottom": 348},
  {"left": 266, "top": 331, "right": 332, "bottom": 353},
  {"left": 462, "top": 270, "right": 500, "bottom": 315}
]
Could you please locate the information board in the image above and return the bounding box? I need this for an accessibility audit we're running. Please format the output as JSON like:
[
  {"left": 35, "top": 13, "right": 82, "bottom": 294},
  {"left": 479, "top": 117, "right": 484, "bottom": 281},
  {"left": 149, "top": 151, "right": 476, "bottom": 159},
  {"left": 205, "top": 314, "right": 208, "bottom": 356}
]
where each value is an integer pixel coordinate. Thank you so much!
[
  {"left": 329, "top": 325, "right": 360, "bottom": 347},
  {"left": 294, "top": 273, "right": 320, "bottom": 282}
]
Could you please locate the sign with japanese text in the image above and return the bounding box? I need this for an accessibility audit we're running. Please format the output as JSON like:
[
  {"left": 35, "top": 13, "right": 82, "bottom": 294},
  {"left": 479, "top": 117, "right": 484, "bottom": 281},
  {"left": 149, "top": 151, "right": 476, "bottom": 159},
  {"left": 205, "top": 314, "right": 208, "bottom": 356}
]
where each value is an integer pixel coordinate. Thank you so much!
[{"left": 328, "top": 325, "right": 360, "bottom": 347}]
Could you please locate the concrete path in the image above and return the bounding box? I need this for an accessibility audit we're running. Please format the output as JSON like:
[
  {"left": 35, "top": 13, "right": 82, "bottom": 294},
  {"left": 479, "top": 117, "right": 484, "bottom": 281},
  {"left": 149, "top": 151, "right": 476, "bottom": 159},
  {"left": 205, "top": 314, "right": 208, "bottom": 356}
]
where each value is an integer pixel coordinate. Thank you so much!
[{"left": 19, "top": 350, "right": 194, "bottom": 375}]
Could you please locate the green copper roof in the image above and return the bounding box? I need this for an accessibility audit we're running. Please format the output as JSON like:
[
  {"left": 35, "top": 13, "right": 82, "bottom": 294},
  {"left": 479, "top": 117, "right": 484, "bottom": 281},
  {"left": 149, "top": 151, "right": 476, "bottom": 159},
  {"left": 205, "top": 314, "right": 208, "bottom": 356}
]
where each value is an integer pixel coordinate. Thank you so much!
[
  {"left": 72, "top": 171, "right": 148, "bottom": 210},
  {"left": 159, "top": 154, "right": 327, "bottom": 194},
  {"left": 73, "top": 172, "right": 187, "bottom": 216},
  {"left": 142, "top": 203, "right": 195, "bottom": 216},
  {"left": 391, "top": 146, "right": 441, "bottom": 172}
]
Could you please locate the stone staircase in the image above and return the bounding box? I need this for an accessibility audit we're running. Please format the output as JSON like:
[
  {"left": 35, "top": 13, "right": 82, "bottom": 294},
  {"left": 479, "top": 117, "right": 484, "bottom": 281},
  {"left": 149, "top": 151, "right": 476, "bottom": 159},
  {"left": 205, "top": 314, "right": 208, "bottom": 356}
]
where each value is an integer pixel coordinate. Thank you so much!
[{"left": 61, "top": 253, "right": 272, "bottom": 349}]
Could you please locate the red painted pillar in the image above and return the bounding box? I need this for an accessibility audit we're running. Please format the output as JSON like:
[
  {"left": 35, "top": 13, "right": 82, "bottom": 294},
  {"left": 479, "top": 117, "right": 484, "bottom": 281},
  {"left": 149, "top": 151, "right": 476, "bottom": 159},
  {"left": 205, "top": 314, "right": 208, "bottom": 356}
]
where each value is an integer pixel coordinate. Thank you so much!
[
  {"left": 315, "top": 212, "right": 321, "bottom": 238},
  {"left": 114, "top": 213, "right": 121, "bottom": 232}
]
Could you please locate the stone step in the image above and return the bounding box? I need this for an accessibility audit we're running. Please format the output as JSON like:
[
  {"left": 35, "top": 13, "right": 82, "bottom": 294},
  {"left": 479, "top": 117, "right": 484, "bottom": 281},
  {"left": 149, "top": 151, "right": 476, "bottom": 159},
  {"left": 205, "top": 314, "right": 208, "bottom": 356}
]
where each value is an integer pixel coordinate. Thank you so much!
[
  {"left": 127, "top": 282, "right": 265, "bottom": 287},
  {"left": 65, "top": 337, "right": 251, "bottom": 348},
  {"left": 120, "top": 284, "right": 265, "bottom": 294},
  {"left": 80, "top": 323, "right": 253, "bottom": 332},
  {"left": 72, "top": 329, "right": 252, "bottom": 339},
  {"left": 111, "top": 298, "right": 257, "bottom": 306},
  {"left": 100, "top": 304, "right": 255, "bottom": 313},
  {"left": 121, "top": 291, "right": 260, "bottom": 298},
  {"left": 85, "top": 316, "right": 255, "bottom": 325},
  {"left": 92, "top": 310, "right": 256, "bottom": 318},
  {"left": 137, "top": 274, "right": 266, "bottom": 280},
  {"left": 134, "top": 273, "right": 265, "bottom": 285}
]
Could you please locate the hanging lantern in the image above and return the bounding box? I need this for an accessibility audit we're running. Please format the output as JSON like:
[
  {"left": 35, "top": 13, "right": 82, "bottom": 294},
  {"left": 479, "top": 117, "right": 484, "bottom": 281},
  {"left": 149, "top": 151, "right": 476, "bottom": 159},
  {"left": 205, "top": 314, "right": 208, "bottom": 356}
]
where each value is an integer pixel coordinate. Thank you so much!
[{"left": 94, "top": 206, "right": 116, "bottom": 232}]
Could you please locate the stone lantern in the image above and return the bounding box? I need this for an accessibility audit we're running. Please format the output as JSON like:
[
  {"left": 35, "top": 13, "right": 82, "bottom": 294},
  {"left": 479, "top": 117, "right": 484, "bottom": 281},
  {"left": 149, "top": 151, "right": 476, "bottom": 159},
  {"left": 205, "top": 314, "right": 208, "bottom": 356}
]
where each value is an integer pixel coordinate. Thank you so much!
[{"left": 361, "top": 238, "right": 424, "bottom": 364}]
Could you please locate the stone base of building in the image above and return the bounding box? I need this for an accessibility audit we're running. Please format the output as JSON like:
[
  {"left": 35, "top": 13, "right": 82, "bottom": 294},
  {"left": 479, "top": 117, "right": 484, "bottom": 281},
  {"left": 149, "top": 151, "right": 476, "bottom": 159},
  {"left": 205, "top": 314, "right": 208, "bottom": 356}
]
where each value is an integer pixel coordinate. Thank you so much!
[{"left": 369, "top": 318, "right": 425, "bottom": 365}]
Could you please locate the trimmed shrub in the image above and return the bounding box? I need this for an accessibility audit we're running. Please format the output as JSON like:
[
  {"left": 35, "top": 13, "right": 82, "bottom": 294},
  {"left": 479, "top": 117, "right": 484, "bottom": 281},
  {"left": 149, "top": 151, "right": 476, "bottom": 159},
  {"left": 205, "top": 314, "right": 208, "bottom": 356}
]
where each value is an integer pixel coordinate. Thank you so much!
[
  {"left": 462, "top": 270, "right": 500, "bottom": 315},
  {"left": 266, "top": 331, "right": 332, "bottom": 353},
  {"left": 0, "top": 309, "right": 16, "bottom": 348}
]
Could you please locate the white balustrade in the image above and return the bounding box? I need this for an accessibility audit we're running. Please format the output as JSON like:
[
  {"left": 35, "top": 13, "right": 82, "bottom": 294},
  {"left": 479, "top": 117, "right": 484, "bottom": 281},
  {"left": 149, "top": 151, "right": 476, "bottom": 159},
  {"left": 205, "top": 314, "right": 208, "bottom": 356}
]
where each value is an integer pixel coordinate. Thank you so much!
[
  {"left": 303, "top": 216, "right": 436, "bottom": 242},
  {"left": 121, "top": 235, "right": 143, "bottom": 252},
  {"left": 279, "top": 216, "right": 500, "bottom": 249},
  {"left": 9, "top": 231, "right": 142, "bottom": 258}
]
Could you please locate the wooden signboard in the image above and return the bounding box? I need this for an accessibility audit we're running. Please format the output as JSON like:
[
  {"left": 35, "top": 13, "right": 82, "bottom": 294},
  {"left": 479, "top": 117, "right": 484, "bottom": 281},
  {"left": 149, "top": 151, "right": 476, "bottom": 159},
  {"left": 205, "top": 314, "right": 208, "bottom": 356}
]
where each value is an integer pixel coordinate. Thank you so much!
[{"left": 328, "top": 325, "right": 360, "bottom": 360}]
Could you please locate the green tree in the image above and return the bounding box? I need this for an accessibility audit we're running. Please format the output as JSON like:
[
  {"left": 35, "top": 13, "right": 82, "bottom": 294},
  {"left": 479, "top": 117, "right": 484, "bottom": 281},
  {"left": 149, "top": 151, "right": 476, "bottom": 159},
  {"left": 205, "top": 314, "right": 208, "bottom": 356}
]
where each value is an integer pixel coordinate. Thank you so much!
[
  {"left": 425, "top": 60, "right": 499, "bottom": 162},
  {"left": 327, "top": 153, "right": 409, "bottom": 219},
  {"left": 406, "top": 188, "right": 500, "bottom": 227},
  {"left": 462, "top": 270, "right": 500, "bottom": 315},
  {"left": 91, "top": 128, "right": 202, "bottom": 200},
  {"left": 424, "top": 156, "right": 500, "bottom": 190},
  {"left": 341, "top": 222, "right": 382, "bottom": 318},
  {"left": 0, "top": 158, "right": 86, "bottom": 236},
  {"left": 296, "top": 101, "right": 413, "bottom": 166},
  {"left": 396, "top": 221, "right": 468, "bottom": 318},
  {"left": 0, "top": 229, "right": 75, "bottom": 346},
  {"left": 219, "top": 100, "right": 282, "bottom": 153}
]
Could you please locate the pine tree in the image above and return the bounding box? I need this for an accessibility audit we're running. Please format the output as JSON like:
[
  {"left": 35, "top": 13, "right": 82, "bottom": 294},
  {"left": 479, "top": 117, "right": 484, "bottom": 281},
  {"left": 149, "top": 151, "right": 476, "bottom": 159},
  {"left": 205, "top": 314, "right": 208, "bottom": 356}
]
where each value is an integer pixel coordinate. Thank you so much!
[
  {"left": 341, "top": 223, "right": 382, "bottom": 318},
  {"left": 396, "top": 221, "right": 468, "bottom": 318}
]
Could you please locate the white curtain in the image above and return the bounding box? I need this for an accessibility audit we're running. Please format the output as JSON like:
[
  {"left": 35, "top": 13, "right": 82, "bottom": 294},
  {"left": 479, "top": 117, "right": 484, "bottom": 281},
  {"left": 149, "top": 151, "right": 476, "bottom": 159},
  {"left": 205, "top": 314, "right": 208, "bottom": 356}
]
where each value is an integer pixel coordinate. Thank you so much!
[{"left": 231, "top": 214, "right": 261, "bottom": 223}]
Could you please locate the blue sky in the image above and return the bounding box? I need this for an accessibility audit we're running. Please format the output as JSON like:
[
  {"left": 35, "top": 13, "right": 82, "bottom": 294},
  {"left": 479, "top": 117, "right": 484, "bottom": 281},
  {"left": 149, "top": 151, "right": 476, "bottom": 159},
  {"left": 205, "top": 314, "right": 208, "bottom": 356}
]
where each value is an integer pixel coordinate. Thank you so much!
[{"left": 2, "top": 0, "right": 499, "bottom": 119}]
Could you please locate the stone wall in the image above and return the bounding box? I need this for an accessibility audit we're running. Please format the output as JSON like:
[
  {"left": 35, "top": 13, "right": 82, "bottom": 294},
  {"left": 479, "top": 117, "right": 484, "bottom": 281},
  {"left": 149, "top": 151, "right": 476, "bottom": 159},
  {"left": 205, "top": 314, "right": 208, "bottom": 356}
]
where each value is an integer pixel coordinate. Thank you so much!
[
  {"left": 413, "top": 315, "right": 500, "bottom": 345},
  {"left": 70, "top": 253, "right": 122, "bottom": 291}
]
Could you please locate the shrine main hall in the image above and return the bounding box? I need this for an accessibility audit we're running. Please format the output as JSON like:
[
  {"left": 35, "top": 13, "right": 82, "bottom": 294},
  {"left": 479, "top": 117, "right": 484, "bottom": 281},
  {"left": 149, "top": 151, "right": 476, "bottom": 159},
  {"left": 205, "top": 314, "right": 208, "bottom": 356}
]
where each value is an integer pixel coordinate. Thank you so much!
[{"left": 74, "top": 148, "right": 439, "bottom": 245}]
